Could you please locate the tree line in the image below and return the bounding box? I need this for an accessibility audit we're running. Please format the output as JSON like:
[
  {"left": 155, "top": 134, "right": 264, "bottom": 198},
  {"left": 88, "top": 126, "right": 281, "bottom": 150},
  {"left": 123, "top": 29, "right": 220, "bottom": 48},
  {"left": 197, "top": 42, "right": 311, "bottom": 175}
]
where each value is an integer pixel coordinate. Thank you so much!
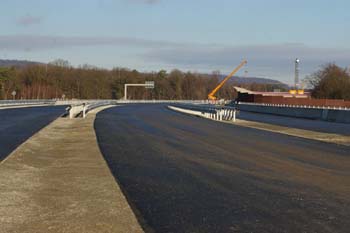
[{"left": 0, "top": 60, "right": 286, "bottom": 100}]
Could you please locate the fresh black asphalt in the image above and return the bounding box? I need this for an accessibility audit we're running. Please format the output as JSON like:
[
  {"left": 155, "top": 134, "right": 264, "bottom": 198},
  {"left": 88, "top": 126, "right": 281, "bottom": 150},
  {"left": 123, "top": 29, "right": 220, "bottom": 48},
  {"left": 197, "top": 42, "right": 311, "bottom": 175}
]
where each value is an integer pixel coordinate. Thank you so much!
[
  {"left": 0, "top": 106, "right": 66, "bottom": 161},
  {"left": 95, "top": 104, "right": 350, "bottom": 233}
]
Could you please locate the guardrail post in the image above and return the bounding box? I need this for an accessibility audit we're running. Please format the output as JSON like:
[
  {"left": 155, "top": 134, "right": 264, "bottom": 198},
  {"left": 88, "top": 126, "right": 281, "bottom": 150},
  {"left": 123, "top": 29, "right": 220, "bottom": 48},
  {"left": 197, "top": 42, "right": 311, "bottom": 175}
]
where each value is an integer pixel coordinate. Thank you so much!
[
  {"left": 69, "top": 106, "right": 74, "bottom": 119},
  {"left": 83, "top": 104, "right": 87, "bottom": 118},
  {"left": 227, "top": 109, "right": 230, "bottom": 120},
  {"left": 233, "top": 110, "right": 236, "bottom": 122}
]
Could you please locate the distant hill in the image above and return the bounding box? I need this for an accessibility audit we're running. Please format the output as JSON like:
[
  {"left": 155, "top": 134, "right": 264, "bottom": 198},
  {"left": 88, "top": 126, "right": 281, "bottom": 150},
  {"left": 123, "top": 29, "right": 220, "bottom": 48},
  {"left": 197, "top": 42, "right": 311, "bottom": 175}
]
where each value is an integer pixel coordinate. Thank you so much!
[
  {"left": 230, "top": 76, "right": 285, "bottom": 85},
  {"left": 203, "top": 73, "right": 289, "bottom": 88},
  {"left": 0, "top": 59, "right": 43, "bottom": 68}
]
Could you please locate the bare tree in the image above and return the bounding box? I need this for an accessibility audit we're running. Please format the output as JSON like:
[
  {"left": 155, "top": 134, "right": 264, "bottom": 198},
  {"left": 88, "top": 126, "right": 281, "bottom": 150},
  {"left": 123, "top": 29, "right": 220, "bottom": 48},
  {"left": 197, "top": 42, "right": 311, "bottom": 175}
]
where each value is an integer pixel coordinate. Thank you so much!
[{"left": 305, "top": 63, "right": 350, "bottom": 100}]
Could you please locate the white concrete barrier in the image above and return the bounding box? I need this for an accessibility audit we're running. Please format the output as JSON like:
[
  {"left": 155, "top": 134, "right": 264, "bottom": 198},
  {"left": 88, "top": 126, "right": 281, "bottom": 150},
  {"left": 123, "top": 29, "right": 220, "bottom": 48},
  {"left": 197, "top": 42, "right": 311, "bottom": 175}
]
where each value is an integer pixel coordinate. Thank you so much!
[{"left": 68, "top": 105, "right": 85, "bottom": 119}]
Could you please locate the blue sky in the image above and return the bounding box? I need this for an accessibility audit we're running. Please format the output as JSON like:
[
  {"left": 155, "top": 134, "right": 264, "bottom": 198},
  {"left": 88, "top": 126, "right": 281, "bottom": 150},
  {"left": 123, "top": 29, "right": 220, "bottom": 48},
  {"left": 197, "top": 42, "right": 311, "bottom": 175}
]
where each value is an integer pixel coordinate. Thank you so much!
[{"left": 0, "top": 0, "right": 349, "bottom": 84}]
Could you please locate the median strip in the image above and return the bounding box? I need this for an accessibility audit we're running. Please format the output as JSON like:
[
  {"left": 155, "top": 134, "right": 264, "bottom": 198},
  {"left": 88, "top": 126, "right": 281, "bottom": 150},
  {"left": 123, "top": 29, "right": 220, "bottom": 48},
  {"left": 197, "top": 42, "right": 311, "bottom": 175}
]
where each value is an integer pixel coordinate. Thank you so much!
[{"left": 0, "top": 105, "right": 144, "bottom": 233}]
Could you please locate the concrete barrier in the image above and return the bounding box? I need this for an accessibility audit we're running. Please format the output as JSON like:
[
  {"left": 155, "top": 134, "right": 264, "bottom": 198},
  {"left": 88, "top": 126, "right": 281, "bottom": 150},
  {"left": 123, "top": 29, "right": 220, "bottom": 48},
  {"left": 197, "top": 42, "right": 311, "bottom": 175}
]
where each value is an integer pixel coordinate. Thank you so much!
[
  {"left": 68, "top": 104, "right": 85, "bottom": 119},
  {"left": 237, "top": 103, "right": 350, "bottom": 124},
  {"left": 326, "top": 109, "right": 350, "bottom": 123}
]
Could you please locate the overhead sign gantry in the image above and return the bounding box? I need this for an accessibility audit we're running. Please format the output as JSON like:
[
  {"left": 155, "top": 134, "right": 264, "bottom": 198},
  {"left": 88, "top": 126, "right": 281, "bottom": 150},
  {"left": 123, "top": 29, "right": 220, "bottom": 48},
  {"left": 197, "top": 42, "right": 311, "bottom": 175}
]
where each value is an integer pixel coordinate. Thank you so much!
[{"left": 124, "top": 81, "right": 155, "bottom": 100}]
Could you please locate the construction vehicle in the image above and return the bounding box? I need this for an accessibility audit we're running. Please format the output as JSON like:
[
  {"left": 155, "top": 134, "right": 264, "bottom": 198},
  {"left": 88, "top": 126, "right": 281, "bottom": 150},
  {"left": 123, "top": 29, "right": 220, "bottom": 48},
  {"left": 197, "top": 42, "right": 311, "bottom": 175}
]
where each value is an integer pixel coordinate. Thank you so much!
[{"left": 208, "top": 60, "right": 247, "bottom": 100}]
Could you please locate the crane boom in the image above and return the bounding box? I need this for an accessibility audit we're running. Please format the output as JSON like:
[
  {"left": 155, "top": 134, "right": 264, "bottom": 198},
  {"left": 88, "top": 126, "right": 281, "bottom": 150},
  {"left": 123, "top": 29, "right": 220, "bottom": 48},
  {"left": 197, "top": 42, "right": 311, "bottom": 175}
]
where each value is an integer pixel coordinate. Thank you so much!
[{"left": 208, "top": 60, "right": 247, "bottom": 100}]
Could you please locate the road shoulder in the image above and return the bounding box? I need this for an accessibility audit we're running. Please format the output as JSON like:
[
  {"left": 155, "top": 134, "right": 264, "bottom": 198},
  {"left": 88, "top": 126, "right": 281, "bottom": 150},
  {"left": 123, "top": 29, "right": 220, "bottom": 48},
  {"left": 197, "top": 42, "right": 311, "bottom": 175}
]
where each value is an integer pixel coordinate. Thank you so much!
[
  {"left": 168, "top": 105, "right": 350, "bottom": 146},
  {"left": 233, "top": 119, "right": 350, "bottom": 146},
  {"left": 0, "top": 106, "right": 144, "bottom": 233}
]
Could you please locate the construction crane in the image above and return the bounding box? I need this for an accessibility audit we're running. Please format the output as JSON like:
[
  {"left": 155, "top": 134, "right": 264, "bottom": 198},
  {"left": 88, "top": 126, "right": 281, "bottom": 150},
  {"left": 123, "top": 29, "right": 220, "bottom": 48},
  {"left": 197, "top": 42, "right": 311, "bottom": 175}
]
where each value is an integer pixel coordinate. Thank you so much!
[{"left": 208, "top": 60, "right": 247, "bottom": 100}]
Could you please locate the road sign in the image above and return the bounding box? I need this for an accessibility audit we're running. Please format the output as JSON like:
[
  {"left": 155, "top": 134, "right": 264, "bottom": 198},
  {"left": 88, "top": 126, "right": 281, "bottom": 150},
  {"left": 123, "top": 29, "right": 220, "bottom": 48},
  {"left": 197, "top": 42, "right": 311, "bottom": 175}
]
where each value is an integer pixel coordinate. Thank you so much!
[
  {"left": 145, "top": 81, "right": 155, "bottom": 89},
  {"left": 11, "top": 91, "right": 16, "bottom": 100}
]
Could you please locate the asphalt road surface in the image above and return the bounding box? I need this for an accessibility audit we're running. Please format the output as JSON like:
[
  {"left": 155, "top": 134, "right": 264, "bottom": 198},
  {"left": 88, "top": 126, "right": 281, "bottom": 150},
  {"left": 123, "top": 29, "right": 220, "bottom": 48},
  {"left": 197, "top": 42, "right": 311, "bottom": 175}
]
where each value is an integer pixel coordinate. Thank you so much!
[
  {"left": 0, "top": 106, "right": 66, "bottom": 161},
  {"left": 95, "top": 104, "right": 350, "bottom": 233}
]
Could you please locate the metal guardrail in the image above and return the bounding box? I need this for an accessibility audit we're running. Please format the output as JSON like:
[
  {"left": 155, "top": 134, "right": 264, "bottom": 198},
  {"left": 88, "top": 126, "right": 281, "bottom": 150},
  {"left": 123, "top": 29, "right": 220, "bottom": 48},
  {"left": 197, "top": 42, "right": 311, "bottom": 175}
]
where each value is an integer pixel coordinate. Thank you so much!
[
  {"left": 66, "top": 100, "right": 116, "bottom": 118},
  {"left": 235, "top": 102, "right": 350, "bottom": 111},
  {"left": 60, "top": 100, "right": 212, "bottom": 118},
  {"left": 171, "top": 103, "right": 232, "bottom": 112},
  {"left": 56, "top": 99, "right": 210, "bottom": 105},
  {"left": 1, "top": 99, "right": 210, "bottom": 110},
  {"left": 56, "top": 100, "right": 110, "bottom": 106},
  {"left": 0, "top": 99, "right": 56, "bottom": 107},
  {"left": 85, "top": 100, "right": 115, "bottom": 112},
  {"left": 169, "top": 103, "right": 238, "bottom": 122},
  {"left": 115, "top": 100, "right": 210, "bottom": 104}
]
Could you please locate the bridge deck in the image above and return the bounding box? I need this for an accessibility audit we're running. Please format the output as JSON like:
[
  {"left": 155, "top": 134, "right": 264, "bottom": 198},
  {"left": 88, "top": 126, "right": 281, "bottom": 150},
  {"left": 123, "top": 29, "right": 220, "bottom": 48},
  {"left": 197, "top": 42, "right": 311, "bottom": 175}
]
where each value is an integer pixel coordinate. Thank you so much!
[{"left": 95, "top": 104, "right": 350, "bottom": 233}]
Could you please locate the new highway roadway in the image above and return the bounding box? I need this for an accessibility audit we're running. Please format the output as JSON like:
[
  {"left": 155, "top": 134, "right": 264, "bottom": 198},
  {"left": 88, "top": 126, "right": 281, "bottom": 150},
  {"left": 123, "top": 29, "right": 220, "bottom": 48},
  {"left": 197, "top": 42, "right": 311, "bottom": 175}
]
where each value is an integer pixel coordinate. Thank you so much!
[
  {"left": 95, "top": 104, "right": 350, "bottom": 233},
  {"left": 0, "top": 106, "right": 66, "bottom": 161}
]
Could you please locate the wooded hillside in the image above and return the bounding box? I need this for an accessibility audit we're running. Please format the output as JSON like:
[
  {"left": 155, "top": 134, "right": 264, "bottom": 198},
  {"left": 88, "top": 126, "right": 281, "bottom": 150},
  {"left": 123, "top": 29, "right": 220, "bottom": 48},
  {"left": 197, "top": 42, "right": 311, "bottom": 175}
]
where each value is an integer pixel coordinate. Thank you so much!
[{"left": 0, "top": 60, "right": 288, "bottom": 100}]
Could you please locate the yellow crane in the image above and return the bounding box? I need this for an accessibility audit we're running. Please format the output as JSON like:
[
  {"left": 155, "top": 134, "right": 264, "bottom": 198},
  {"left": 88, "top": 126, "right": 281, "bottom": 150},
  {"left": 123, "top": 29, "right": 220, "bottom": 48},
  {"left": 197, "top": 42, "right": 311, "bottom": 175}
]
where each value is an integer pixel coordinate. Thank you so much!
[{"left": 208, "top": 60, "right": 247, "bottom": 100}]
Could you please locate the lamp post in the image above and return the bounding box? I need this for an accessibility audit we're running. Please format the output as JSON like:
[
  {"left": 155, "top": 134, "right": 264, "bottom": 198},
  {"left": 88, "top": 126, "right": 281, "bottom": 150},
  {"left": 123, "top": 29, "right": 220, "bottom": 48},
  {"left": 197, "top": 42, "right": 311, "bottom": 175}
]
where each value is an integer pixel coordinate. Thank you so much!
[{"left": 295, "top": 58, "right": 300, "bottom": 90}]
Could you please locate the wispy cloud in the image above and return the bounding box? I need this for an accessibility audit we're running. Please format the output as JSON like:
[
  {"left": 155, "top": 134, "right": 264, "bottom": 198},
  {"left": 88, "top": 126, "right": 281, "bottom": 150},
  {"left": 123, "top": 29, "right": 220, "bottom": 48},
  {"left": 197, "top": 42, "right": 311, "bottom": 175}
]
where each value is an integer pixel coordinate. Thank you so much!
[
  {"left": 145, "top": 43, "right": 350, "bottom": 80},
  {"left": 126, "top": 0, "right": 161, "bottom": 5},
  {"left": 16, "top": 15, "right": 42, "bottom": 26},
  {"left": 1, "top": 34, "right": 349, "bottom": 82},
  {"left": 146, "top": 43, "right": 350, "bottom": 66},
  {"left": 0, "top": 35, "right": 182, "bottom": 51}
]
